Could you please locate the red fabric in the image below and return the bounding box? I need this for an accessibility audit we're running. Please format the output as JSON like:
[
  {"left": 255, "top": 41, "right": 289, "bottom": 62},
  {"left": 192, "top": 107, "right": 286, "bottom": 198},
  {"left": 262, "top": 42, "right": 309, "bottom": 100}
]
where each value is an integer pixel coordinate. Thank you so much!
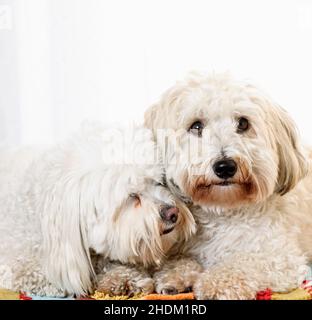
[
  {"left": 19, "top": 292, "right": 32, "bottom": 300},
  {"left": 256, "top": 288, "right": 272, "bottom": 300}
]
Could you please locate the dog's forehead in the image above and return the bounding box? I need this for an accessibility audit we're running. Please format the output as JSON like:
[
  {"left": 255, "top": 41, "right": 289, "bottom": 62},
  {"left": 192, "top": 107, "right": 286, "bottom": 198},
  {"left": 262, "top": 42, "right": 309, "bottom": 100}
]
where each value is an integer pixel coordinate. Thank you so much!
[
  {"left": 126, "top": 163, "right": 164, "bottom": 187},
  {"left": 178, "top": 87, "right": 259, "bottom": 125}
]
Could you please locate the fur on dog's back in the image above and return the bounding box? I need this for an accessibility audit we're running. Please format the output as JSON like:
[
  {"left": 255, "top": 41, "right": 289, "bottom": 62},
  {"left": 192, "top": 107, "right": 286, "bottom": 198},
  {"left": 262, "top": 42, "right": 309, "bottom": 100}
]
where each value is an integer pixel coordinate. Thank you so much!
[{"left": 0, "top": 146, "right": 45, "bottom": 291}]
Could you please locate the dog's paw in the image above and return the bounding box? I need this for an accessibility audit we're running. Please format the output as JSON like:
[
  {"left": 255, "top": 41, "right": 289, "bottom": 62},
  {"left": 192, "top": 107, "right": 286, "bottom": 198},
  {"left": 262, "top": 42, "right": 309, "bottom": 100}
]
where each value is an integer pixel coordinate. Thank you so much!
[
  {"left": 193, "top": 270, "right": 257, "bottom": 300},
  {"left": 96, "top": 265, "right": 154, "bottom": 296},
  {"left": 157, "top": 284, "right": 193, "bottom": 295},
  {"left": 154, "top": 258, "right": 202, "bottom": 295}
]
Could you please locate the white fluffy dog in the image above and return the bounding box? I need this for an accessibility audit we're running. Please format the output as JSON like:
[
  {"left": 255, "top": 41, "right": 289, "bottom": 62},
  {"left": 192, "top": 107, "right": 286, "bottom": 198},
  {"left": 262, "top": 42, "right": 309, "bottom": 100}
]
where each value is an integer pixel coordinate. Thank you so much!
[
  {"left": 145, "top": 72, "right": 312, "bottom": 299},
  {"left": 0, "top": 122, "right": 195, "bottom": 297}
]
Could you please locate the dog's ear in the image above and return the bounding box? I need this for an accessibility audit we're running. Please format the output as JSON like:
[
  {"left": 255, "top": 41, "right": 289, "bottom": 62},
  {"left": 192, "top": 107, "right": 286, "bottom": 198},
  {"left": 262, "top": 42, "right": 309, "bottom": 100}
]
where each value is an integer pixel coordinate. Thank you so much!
[
  {"left": 40, "top": 169, "right": 95, "bottom": 295},
  {"left": 175, "top": 199, "right": 196, "bottom": 240},
  {"left": 144, "top": 103, "right": 158, "bottom": 134},
  {"left": 269, "top": 104, "right": 308, "bottom": 195},
  {"left": 144, "top": 85, "right": 187, "bottom": 134}
]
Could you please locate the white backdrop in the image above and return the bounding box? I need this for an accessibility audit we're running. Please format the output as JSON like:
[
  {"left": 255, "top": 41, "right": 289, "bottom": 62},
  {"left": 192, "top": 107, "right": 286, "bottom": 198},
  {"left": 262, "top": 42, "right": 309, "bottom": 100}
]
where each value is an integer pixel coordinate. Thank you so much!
[{"left": 1, "top": 0, "right": 312, "bottom": 145}]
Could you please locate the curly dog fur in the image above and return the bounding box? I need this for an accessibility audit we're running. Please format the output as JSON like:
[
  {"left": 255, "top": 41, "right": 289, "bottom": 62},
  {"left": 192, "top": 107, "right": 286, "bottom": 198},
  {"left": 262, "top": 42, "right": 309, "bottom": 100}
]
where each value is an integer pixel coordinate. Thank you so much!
[{"left": 146, "top": 72, "right": 312, "bottom": 299}]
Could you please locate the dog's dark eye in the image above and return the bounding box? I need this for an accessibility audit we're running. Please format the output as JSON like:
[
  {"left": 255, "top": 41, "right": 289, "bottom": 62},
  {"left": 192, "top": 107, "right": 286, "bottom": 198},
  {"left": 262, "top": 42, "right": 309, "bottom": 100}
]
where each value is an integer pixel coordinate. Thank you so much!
[
  {"left": 129, "top": 193, "right": 141, "bottom": 207},
  {"left": 129, "top": 193, "right": 140, "bottom": 200},
  {"left": 155, "top": 182, "right": 166, "bottom": 187},
  {"left": 188, "top": 120, "right": 204, "bottom": 137},
  {"left": 155, "top": 176, "right": 167, "bottom": 187},
  {"left": 237, "top": 117, "right": 249, "bottom": 133}
]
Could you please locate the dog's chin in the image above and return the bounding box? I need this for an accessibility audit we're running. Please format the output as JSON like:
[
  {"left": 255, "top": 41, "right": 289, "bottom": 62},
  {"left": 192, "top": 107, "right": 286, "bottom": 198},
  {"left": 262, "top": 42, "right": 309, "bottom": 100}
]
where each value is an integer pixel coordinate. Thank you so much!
[
  {"left": 189, "top": 181, "right": 257, "bottom": 208},
  {"left": 160, "top": 222, "right": 176, "bottom": 236}
]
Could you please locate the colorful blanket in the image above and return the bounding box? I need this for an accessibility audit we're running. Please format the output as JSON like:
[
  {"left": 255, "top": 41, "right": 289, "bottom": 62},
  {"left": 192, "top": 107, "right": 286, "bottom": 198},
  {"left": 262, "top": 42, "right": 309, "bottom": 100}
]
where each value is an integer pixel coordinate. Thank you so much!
[{"left": 1, "top": 266, "right": 312, "bottom": 300}]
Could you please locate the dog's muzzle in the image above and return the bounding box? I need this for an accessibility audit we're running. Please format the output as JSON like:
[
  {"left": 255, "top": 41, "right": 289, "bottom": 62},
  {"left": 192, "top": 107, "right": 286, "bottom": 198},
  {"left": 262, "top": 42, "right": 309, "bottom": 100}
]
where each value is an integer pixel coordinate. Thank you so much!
[{"left": 160, "top": 205, "right": 179, "bottom": 235}]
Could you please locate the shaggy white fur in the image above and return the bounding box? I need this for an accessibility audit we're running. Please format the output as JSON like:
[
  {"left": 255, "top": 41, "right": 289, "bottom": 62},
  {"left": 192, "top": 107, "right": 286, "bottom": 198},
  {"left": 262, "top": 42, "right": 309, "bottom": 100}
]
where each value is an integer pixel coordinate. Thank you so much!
[
  {"left": 145, "top": 72, "right": 312, "bottom": 299},
  {"left": 0, "top": 122, "right": 195, "bottom": 296}
]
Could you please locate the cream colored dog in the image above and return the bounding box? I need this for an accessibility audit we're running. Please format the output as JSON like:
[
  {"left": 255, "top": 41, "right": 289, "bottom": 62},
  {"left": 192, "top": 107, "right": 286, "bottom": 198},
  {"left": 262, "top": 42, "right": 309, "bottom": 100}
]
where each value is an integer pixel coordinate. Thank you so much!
[
  {"left": 145, "top": 72, "right": 312, "bottom": 299},
  {"left": 0, "top": 122, "right": 195, "bottom": 297}
]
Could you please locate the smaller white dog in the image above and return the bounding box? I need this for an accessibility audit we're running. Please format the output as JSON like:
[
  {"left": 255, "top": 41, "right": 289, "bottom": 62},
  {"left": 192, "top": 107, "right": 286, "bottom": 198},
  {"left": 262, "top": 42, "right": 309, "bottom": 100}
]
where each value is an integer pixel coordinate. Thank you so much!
[{"left": 0, "top": 122, "right": 195, "bottom": 297}]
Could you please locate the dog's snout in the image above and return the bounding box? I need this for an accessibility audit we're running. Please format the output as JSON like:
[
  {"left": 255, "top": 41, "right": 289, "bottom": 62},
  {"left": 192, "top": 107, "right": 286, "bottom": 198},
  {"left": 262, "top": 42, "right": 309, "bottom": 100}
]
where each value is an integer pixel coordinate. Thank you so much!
[
  {"left": 213, "top": 159, "right": 237, "bottom": 179},
  {"left": 160, "top": 205, "right": 179, "bottom": 223}
]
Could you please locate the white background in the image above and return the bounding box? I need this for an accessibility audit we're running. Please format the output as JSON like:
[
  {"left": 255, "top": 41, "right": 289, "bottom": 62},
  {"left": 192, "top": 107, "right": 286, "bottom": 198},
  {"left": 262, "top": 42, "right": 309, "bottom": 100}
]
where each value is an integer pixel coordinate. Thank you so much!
[{"left": 1, "top": 0, "right": 312, "bottom": 145}]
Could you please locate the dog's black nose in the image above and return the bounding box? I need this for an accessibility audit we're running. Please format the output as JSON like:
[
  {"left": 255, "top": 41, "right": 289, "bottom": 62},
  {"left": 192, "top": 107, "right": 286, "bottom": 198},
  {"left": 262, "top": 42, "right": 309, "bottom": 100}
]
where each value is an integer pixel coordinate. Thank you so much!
[
  {"left": 213, "top": 159, "right": 237, "bottom": 179},
  {"left": 160, "top": 205, "right": 179, "bottom": 223}
]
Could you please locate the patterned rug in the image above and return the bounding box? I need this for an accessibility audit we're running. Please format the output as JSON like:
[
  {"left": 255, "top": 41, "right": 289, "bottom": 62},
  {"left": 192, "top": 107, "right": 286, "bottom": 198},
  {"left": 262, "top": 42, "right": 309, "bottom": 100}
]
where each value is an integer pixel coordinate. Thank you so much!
[{"left": 1, "top": 266, "right": 312, "bottom": 300}]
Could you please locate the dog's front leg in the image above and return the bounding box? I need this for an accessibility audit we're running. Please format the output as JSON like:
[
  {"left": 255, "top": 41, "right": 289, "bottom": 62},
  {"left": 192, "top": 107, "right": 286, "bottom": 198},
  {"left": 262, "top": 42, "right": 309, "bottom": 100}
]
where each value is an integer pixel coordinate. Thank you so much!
[
  {"left": 96, "top": 262, "right": 154, "bottom": 296},
  {"left": 194, "top": 265, "right": 258, "bottom": 300},
  {"left": 153, "top": 257, "right": 203, "bottom": 295},
  {"left": 193, "top": 252, "right": 307, "bottom": 300}
]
